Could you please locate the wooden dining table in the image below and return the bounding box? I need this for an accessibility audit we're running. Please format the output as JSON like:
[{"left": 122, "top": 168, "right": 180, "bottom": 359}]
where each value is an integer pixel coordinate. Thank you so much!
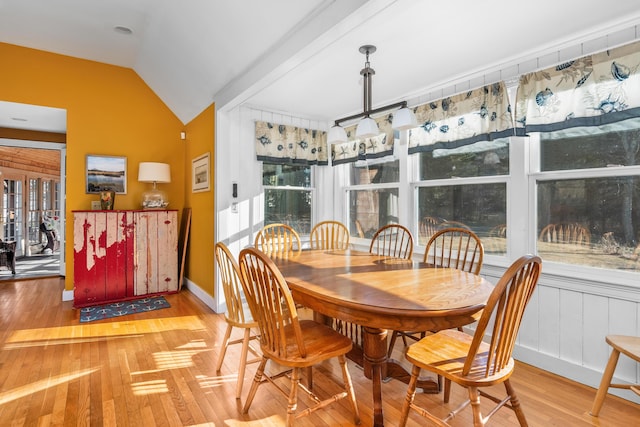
[{"left": 272, "top": 249, "right": 494, "bottom": 427}]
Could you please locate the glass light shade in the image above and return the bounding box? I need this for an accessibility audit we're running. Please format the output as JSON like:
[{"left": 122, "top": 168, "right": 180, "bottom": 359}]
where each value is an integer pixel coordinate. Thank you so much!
[
  {"left": 355, "top": 117, "right": 379, "bottom": 138},
  {"left": 327, "top": 125, "right": 348, "bottom": 144},
  {"left": 138, "top": 162, "right": 171, "bottom": 209},
  {"left": 141, "top": 185, "right": 169, "bottom": 209},
  {"left": 392, "top": 107, "right": 418, "bottom": 130}
]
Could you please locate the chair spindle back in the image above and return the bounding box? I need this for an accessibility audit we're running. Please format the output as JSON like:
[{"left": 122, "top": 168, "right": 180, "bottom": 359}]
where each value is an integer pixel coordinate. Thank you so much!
[{"left": 369, "top": 224, "right": 414, "bottom": 260}]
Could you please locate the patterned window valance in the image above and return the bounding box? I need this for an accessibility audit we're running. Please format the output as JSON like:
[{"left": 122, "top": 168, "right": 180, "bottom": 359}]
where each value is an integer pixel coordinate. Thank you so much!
[
  {"left": 515, "top": 40, "right": 640, "bottom": 135},
  {"left": 408, "top": 81, "right": 514, "bottom": 154},
  {"left": 331, "top": 113, "right": 395, "bottom": 165},
  {"left": 255, "top": 121, "right": 328, "bottom": 165}
]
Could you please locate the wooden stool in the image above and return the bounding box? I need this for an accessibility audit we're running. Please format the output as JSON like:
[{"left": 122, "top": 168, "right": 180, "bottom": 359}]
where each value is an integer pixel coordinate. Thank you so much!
[{"left": 590, "top": 335, "right": 640, "bottom": 416}]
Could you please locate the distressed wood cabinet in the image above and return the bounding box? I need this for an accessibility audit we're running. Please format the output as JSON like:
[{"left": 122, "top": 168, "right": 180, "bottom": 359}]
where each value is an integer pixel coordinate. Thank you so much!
[{"left": 73, "top": 210, "right": 178, "bottom": 307}]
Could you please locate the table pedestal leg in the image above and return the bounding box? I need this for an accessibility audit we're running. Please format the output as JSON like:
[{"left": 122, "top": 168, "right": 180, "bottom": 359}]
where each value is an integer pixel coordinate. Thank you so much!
[{"left": 362, "top": 327, "right": 388, "bottom": 427}]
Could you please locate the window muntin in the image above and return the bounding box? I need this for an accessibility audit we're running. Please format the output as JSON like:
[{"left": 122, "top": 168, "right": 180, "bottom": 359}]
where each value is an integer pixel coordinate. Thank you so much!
[
  {"left": 262, "top": 163, "right": 310, "bottom": 187},
  {"left": 262, "top": 163, "right": 313, "bottom": 234},
  {"left": 348, "top": 188, "right": 399, "bottom": 239},
  {"left": 541, "top": 128, "right": 640, "bottom": 171},
  {"left": 416, "top": 139, "right": 509, "bottom": 254},
  {"left": 350, "top": 159, "right": 399, "bottom": 185},
  {"left": 2, "top": 178, "right": 22, "bottom": 242},
  {"left": 417, "top": 183, "right": 507, "bottom": 254},
  {"left": 419, "top": 139, "right": 510, "bottom": 180},
  {"left": 346, "top": 157, "right": 400, "bottom": 238},
  {"left": 264, "top": 188, "right": 312, "bottom": 234}
]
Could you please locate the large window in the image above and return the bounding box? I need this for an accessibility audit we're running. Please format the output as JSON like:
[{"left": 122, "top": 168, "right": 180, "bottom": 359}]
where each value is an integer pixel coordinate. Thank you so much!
[
  {"left": 535, "top": 127, "right": 640, "bottom": 271},
  {"left": 262, "top": 163, "right": 313, "bottom": 234},
  {"left": 416, "top": 140, "right": 509, "bottom": 253},
  {"left": 346, "top": 158, "right": 399, "bottom": 238},
  {"left": 2, "top": 178, "right": 22, "bottom": 243}
]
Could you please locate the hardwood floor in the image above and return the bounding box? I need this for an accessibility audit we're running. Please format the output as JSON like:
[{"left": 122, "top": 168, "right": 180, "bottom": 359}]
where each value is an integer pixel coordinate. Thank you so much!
[{"left": 0, "top": 277, "right": 637, "bottom": 426}]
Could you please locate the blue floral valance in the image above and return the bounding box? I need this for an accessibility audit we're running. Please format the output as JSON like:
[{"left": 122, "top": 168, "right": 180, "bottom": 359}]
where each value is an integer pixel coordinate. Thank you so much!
[
  {"left": 408, "top": 82, "right": 514, "bottom": 154},
  {"left": 331, "top": 113, "right": 395, "bottom": 165},
  {"left": 515, "top": 40, "right": 640, "bottom": 135},
  {"left": 255, "top": 121, "right": 328, "bottom": 165}
]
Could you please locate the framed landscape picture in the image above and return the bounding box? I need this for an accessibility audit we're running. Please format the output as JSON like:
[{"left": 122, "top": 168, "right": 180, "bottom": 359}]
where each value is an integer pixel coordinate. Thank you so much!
[
  {"left": 86, "top": 155, "right": 127, "bottom": 194},
  {"left": 192, "top": 152, "right": 210, "bottom": 193}
]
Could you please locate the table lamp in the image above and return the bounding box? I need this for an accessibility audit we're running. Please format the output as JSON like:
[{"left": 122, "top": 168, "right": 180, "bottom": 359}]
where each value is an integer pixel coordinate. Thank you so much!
[{"left": 138, "top": 162, "right": 171, "bottom": 209}]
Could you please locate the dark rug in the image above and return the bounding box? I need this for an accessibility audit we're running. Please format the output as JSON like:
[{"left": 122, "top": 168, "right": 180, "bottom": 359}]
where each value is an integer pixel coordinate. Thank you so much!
[{"left": 80, "top": 296, "right": 170, "bottom": 323}]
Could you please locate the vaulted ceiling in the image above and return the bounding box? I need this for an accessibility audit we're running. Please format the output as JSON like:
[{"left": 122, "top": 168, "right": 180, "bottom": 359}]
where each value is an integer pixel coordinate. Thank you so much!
[{"left": 2, "top": 0, "right": 640, "bottom": 133}]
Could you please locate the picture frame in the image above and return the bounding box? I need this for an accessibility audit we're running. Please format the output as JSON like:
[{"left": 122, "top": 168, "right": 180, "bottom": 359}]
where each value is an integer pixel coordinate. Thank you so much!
[
  {"left": 86, "top": 155, "right": 127, "bottom": 194},
  {"left": 192, "top": 152, "right": 210, "bottom": 193}
]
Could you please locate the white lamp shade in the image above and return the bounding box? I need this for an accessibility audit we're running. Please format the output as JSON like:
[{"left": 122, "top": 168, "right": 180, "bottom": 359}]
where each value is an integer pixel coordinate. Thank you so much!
[
  {"left": 327, "top": 125, "right": 348, "bottom": 144},
  {"left": 355, "top": 117, "right": 379, "bottom": 139},
  {"left": 138, "top": 162, "right": 171, "bottom": 183},
  {"left": 392, "top": 107, "right": 418, "bottom": 131}
]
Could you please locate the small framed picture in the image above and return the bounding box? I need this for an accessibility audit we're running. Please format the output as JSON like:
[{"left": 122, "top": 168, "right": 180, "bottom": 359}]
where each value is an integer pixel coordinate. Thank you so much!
[
  {"left": 192, "top": 152, "right": 210, "bottom": 193},
  {"left": 86, "top": 155, "right": 127, "bottom": 194}
]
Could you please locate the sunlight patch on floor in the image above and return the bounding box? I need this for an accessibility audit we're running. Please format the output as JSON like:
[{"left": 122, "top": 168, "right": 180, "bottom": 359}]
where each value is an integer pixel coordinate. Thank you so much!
[
  {"left": 131, "top": 379, "right": 169, "bottom": 395},
  {"left": 197, "top": 373, "right": 238, "bottom": 389},
  {"left": 0, "top": 367, "right": 98, "bottom": 405},
  {"left": 223, "top": 415, "right": 285, "bottom": 426},
  {"left": 4, "top": 315, "right": 206, "bottom": 345}
]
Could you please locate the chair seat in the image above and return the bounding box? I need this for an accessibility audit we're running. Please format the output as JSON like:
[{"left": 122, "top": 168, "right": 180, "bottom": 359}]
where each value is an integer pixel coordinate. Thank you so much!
[
  {"left": 405, "top": 329, "right": 515, "bottom": 388},
  {"left": 607, "top": 335, "right": 640, "bottom": 362},
  {"left": 265, "top": 320, "right": 353, "bottom": 368},
  {"left": 591, "top": 334, "right": 640, "bottom": 417}
]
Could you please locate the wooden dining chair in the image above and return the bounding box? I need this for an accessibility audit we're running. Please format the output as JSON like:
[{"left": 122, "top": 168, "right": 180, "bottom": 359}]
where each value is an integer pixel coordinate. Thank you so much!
[
  {"left": 423, "top": 227, "right": 484, "bottom": 275},
  {"left": 419, "top": 216, "right": 444, "bottom": 245},
  {"left": 590, "top": 335, "right": 640, "bottom": 417},
  {"left": 369, "top": 223, "right": 414, "bottom": 260},
  {"left": 237, "top": 247, "right": 360, "bottom": 426},
  {"left": 310, "top": 220, "right": 350, "bottom": 250},
  {"left": 254, "top": 223, "right": 301, "bottom": 258},
  {"left": 388, "top": 227, "right": 485, "bottom": 357},
  {"left": 538, "top": 222, "right": 591, "bottom": 245},
  {"left": 440, "top": 220, "right": 472, "bottom": 231},
  {"left": 355, "top": 219, "right": 365, "bottom": 238},
  {"left": 398, "top": 255, "right": 542, "bottom": 427},
  {"left": 214, "top": 242, "right": 261, "bottom": 401}
]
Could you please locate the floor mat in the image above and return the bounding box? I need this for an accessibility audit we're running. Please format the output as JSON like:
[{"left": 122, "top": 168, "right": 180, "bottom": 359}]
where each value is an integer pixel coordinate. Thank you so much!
[{"left": 79, "top": 296, "right": 170, "bottom": 322}]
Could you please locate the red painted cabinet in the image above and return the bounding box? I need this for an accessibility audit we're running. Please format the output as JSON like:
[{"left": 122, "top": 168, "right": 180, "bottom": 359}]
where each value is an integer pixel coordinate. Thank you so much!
[{"left": 73, "top": 210, "right": 178, "bottom": 307}]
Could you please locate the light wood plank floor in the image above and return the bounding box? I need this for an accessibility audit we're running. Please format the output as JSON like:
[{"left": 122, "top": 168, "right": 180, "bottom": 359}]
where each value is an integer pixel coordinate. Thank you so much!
[{"left": 0, "top": 277, "right": 637, "bottom": 426}]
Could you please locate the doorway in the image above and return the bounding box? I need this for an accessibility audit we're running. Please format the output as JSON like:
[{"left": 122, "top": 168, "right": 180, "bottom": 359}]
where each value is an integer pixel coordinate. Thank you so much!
[{"left": 0, "top": 143, "right": 65, "bottom": 279}]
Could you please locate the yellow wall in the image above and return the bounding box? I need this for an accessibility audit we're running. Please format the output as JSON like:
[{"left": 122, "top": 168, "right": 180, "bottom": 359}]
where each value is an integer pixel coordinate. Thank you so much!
[
  {"left": 184, "top": 104, "right": 215, "bottom": 295},
  {"left": 0, "top": 42, "right": 212, "bottom": 293}
]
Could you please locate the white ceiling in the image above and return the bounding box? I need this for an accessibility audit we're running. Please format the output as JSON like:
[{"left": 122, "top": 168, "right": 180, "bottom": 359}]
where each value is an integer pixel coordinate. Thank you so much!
[{"left": 2, "top": 0, "right": 640, "bottom": 133}]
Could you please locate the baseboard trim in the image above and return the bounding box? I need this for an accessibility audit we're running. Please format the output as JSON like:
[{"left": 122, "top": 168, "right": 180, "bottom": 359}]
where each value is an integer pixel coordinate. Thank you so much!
[
  {"left": 514, "top": 344, "right": 640, "bottom": 404},
  {"left": 183, "top": 277, "right": 219, "bottom": 313},
  {"left": 62, "top": 289, "right": 74, "bottom": 302}
]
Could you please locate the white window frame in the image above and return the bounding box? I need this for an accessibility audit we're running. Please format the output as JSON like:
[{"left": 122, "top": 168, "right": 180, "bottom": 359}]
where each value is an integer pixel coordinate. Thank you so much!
[
  {"left": 341, "top": 153, "right": 402, "bottom": 247},
  {"left": 528, "top": 134, "right": 640, "bottom": 287},
  {"left": 261, "top": 163, "right": 316, "bottom": 237}
]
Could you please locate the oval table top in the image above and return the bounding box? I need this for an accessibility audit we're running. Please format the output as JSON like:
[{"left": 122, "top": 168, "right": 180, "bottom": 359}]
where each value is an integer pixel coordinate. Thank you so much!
[{"left": 272, "top": 249, "right": 495, "bottom": 332}]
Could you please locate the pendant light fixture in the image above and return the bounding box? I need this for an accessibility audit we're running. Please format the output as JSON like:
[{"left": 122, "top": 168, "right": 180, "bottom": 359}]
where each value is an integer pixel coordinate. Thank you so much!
[{"left": 328, "top": 45, "right": 418, "bottom": 144}]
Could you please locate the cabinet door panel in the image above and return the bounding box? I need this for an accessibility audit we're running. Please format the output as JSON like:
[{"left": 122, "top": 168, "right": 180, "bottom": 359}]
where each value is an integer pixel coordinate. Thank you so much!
[
  {"left": 134, "top": 212, "right": 149, "bottom": 295},
  {"left": 74, "top": 212, "right": 101, "bottom": 306},
  {"left": 156, "top": 210, "right": 178, "bottom": 293},
  {"left": 104, "top": 211, "right": 134, "bottom": 301}
]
